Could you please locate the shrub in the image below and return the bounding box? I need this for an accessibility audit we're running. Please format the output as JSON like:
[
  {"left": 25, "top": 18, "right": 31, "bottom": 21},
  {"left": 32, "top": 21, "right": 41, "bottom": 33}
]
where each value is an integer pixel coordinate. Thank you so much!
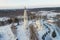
[{"left": 7, "top": 19, "right": 12, "bottom": 24}]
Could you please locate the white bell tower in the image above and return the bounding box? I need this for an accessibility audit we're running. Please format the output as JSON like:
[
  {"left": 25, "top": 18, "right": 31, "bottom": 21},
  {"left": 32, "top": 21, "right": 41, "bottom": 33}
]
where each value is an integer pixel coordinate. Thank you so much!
[{"left": 24, "top": 7, "right": 28, "bottom": 29}]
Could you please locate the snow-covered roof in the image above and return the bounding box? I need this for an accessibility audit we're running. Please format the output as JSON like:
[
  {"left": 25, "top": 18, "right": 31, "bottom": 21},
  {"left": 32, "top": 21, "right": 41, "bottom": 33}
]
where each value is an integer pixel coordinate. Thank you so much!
[
  {"left": 47, "top": 12, "right": 60, "bottom": 17},
  {"left": 0, "top": 17, "right": 10, "bottom": 21}
]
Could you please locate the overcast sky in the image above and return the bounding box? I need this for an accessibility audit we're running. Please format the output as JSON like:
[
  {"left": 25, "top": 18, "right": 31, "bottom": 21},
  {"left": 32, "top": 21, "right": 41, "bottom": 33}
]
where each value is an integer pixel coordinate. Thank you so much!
[{"left": 0, "top": 0, "right": 60, "bottom": 9}]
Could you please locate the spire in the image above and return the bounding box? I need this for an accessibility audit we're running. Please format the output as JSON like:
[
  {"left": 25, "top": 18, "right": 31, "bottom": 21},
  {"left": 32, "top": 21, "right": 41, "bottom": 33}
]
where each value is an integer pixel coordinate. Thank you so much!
[{"left": 24, "top": 6, "right": 26, "bottom": 10}]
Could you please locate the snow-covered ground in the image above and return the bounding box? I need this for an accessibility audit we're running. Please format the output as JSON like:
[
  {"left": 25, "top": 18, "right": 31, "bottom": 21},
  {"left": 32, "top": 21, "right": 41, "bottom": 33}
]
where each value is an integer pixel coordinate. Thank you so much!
[
  {"left": 0, "top": 19, "right": 60, "bottom": 40},
  {"left": 16, "top": 19, "right": 60, "bottom": 40},
  {"left": 0, "top": 24, "right": 16, "bottom": 40},
  {"left": 16, "top": 23, "right": 30, "bottom": 40},
  {"left": 40, "top": 19, "right": 60, "bottom": 40},
  {"left": 0, "top": 12, "right": 60, "bottom": 40}
]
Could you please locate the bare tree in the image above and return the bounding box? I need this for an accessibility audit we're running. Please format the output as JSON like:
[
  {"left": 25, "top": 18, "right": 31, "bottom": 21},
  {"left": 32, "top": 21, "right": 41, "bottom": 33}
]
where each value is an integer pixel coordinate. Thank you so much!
[{"left": 29, "top": 24, "right": 39, "bottom": 40}]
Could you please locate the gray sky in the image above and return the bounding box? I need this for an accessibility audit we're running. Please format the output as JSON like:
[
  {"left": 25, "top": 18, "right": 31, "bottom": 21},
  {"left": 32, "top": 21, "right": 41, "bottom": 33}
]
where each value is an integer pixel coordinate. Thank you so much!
[{"left": 0, "top": 0, "right": 60, "bottom": 9}]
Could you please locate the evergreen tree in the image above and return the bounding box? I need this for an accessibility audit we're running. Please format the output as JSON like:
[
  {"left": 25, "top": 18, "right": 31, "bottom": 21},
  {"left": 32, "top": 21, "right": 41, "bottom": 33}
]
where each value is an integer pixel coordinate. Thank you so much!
[{"left": 52, "top": 30, "right": 56, "bottom": 38}]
